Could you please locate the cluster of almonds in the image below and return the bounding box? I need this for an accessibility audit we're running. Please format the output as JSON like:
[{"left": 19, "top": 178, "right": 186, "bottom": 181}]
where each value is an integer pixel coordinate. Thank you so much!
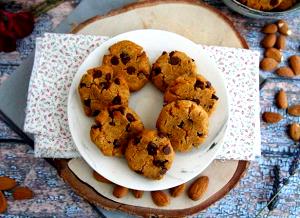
[
  {"left": 260, "top": 20, "right": 300, "bottom": 77},
  {"left": 262, "top": 89, "right": 300, "bottom": 141},
  {"left": 93, "top": 171, "right": 209, "bottom": 207},
  {"left": 0, "top": 176, "right": 34, "bottom": 213}
]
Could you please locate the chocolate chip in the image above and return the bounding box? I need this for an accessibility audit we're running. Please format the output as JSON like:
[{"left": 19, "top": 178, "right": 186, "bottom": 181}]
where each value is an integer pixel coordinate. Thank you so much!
[
  {"left": 116, "top": 106, "right": 125, "bottom": 115},
  {"left": 109, "top": 121, "right": 115, "bottom": 126},
  {"left": 135, "top": 170, "right": 143, "bottom": 175},
  {"left": 169, "top": 51, "right": 175, "bottom": 57},
  {"left": 158, "top": 132, "right": 166, "bottom": 138},
  {"left": 108, "top": 109, "right": 114, "bottom": 119},
  {"left": 114, "top": 78, "right": 120, "bottom": 85},
  {"left": 153, "top": 159, "right": 168, "bottom": 167},
  {"left": 113, "top": 139, "right": 121, "bottom": 148},
  {"left": 112, "top": 96, "right": 121, "bottom": 105},
  {"left": 188, "top": 118, "right": 193, "bottom": 123},
  {"left": 270, "top": 0, "right": 279, "bottom": 6},
  {"left": 169, "top": 56, "right": 181, "bottom": 65},
  {"left": 162, "top": 51, "right": 167, "bottom": 55},
  {"left": 192, "top": 59, "right": 195, "bottom": 62},
  {"left": 178, "top": 121, "right": 184, "bottom": 129},
  {"left": 126, "top": 66, "right": 136, "bottom": 75},
  {"left": 147, "top": 142, "right": 158, "bottom": 155},
  {"left": 120, "top": 52, "right": 130, "bottom": 64},
  {"left": 194, "top": 80, "right": 205, "bottom": 89},
  {"left": 105, "top": 73, "right": 111, "bottom": 81},
  {"left": 93, "top": 70, "right": 102, "bottom": 78},
  {"left": 125, "top": 123, "right": 130, "bottom": 131},
  {"left": 92, "top": 110, "right": 100, "bottom": 116},
  {"left": 100, "top": 82, "right": 109, "bottom": 90},
  {"left": 197, "top": 132, "right": 203, "bottom": 137},
  {"left": 110, "top": 56, "right": 119, "bottom": 65},
  {"left": 159, "top": 168, "right": 167, "bottom": 175},
  {"left": 133, "top": 136, "right": 141, "bottom": 145},
  {"left": 209, "top": 105, "right": 213, "bottom": 109},
  {"left": 193, "top": 99, "right": 200, "bottom": 105},
  {"left": 162, "top": 146, "right": 171, "bottom": 155},
  {"left": 91, "top": 124, "right": 100, "bottom": 130},
  {"left": 126, "top": 113, "right": 136, "bottom": 122},
  {"left": 212, "top": 94, "right": 219, "bottom": 100},
  {"left": 84, "top": 99, "right": 91, "bottom": 107},
  {"left": 79, "top": 83, "right": 86, "bottom": 88},
  {"left": 206, "top": 81, "right": 211, "bottom": 88},
  {"left": 153, "top": 67, "right": 161, "bottom": 75}
]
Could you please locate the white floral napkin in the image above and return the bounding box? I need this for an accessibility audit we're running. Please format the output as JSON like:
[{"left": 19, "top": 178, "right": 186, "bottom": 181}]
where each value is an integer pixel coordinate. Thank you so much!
[{"left": 24, "top": 33, "right": 261, "bottom": 160}]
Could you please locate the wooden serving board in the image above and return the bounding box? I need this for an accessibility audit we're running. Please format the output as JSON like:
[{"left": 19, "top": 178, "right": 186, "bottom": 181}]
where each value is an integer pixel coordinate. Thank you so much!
[{"left": 57, "top": 0, "right": 250, "bottom": 217}]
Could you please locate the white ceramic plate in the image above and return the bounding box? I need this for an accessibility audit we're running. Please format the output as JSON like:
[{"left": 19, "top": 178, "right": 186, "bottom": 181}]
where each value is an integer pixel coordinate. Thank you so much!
[{"left": 68, "top": 29, "right": 229, "bottom": 191}]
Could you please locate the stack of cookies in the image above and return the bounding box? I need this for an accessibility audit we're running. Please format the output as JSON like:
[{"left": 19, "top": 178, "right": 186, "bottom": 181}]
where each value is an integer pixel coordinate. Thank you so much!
[{"left": 78, "top": 40, "right": 218, "bottom": 180}]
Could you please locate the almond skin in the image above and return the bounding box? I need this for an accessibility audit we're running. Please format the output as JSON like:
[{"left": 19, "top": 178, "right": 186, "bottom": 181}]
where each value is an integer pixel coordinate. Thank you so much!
[
  {"left": 132, "top": 190, "right": 144, "bottom": 199},
  {"left": 261, "top": 34, "right": 276, "bottom": 48},
  {"left": 92, "top": 171, "right": 111, "bottom": 184},
  {"left": 188, "top": 176, "right": 209, "bottom": 201},
  {"left": 287, "top": 105, "right": 300, "bottom": 117},
  {"left": 151, "top": 191, "right": 170, "bottom": 206},
  {"left": 276, "top": 89, "right": 288, "bottom": 109},
  {"left": 262, "top": 112, "right": 282, "bottom": 123},
  {"left": 262, "top": 24, "right": 278, "bottom": 34},
  {"left": 276, "top": 67, "right": 294, "bottom": 77},
  {"left": 264, "top": 48, "right": 282, "bottom": 62},
  {"left": 0, "top": 191, "right": 7, "bottom": 213},
  {"left": 13, "top": 187, "right": 34, "bottom": 200},
  {"left": 112, "top": 185, "right": 128, "bottom": 198},
  {"left": 169, "top": 183, "right": 186, "bottom": 197},
  {"left": 289, "top": 123, "right": 300, "bottom": 141},
  {"left": 277, "top": 20, "right": 291, "bottom": 36},
  {"left": 289, "top": 55, "right": 300, "bottom": 75},
  {"left": 0, "top": 176, "right": 17, "bottom": 191},
  {"left": 275, "top": 35, "right": 286, "bottom": 50},
  {"left": 260, "top": 58, "right": 278, "bottom": 71}
]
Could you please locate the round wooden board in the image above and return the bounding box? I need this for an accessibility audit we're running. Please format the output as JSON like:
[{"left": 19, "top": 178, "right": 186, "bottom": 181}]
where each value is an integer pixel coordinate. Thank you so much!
[{"left": 59, "top": 0, "right": 250, "bottom": 217}]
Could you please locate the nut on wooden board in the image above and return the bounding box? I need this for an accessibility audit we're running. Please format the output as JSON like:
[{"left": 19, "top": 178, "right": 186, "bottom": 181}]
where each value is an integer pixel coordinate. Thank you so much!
[
  {"left": 151, "top": 191, "right": 170, "bottom": 206},
  {"left": 262, "top": 112, "right": 283, "bottom": 123},
  {"left": 188, "top": 176, "right": 209, "bottom": 201},
  {"left": 276, "top": 89, "right": 288, "bottom": 109},
  {"left": 289, "top": 123, "right": 300, "bottom": 141}
]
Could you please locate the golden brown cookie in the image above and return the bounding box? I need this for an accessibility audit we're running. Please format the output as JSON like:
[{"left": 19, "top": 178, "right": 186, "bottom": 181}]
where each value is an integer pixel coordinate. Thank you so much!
[
  {"left": 102, "top": 40, "right": 151, "bottom": 92},
  {"left": 125, "top": 129, "right": 175, "bottom": 180},
  {"left": 150, "top": 51, "right": 197, "bottom": 92},
  {"left": 78, "top": 65, "right": 129, "bottom": 116},
  {"left": 240, "top": 0, "right": 283, "bottom": 11},
  {"left": 90, "top": 106, "right": 144, "bottom": 157},
  {"left": 156, "top": 100, "right": 209, "bottom": 152},
  {"left": 164, "top": 75, "right": 218, "bottom": 116}
]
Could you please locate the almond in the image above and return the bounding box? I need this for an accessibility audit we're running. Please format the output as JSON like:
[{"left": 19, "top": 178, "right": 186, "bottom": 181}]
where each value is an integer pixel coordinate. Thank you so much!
[
  {"left": 276, "top": 89, "right": 288, "bottom": 109},
  {"left": 261, "top": 34, "right": 277, "bottom": 48},
  {"left": 287, "top": 105, "right": 300, "bottom": 116},
  {"left": 0, "top": 176, "right": 17, "bottom": 191},
  {"left": 275, "top": 35, "right": 286, "bottom": 50},
  {"left": 0, "top": 191, "right": 7, "bottom": 213},
  {"left": 132, "top": 190, "right": 144, "bottom": 198},
  {"left": 112, "top": 185, "right": 128, "bottom": 198},
  {"left": 92, "top": 171, "right": 111, "bottom": 184},
  {"left": 289, "top": 123, "right": 300, "bottom": 141},
  {"left": 262, "top": 24, "right": 278, "bottom": 34},
  {"left": 277, "top": 20, "right": 291, "bottom": 35},
  {"left": 188, "top": 176, "right": 209, "bottom": 201},
  {"left": 169, "top": 183, "right": 186, "bottom": 197},
  {"left": 151, "top": 191, "right": 170, "bottom": 206},
  {"left": 262, "top": 112, "right": 282, "bottom": 123},
  {"left": 276, "top": 67, "right": 294, "bottom": 77},
  {"left": 264, "top": 48, "right": 282, "bottom": 62},
  {"left": 289, "top": 55, "right": 300, "bottom": 75},
  {"left": 13, "top": 187, "right": 34, "bottom": 200},
  {"left": 260, "top": 58, "right": 278, "bottom": 71}
]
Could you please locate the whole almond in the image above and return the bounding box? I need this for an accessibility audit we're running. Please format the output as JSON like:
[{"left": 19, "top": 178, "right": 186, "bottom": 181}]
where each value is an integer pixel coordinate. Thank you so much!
[
  {"left": 287, "top": 105, "right": 300, "bottom": 116},
  {"left": 277, "top": 20, "right": 291, "bottom": 35},
  {"left": 188, "top": 176, "right": 209, "bottom": 201},
  {"left": 151, "top": 191, "right": 170, "bottom": 206},
  {"left": 262, "top": 112, "right": 282, "bottom": 123},
  {"left": 262, "top": 24, "right": 278, "bottom": 34},
  {"left": 264, "top": 48, "right": 282, "bottom": 62},
  {"left": 275, "top": 35, "right": 286, "bottom": 50},
  {"left": 132, "top": 190, "right": 144, "bottom": 198},
  {"left": 289, "top": 55, "right": 300, "bottom": 75},
  {"left": 289, "top": 123, "right": 300, "bottom": 141},
  {"left": 260, "top": 58, "right": 278, "bottom": 71},
  {"left": 261, "top": 34, "right": 276, "bottom": 48},
  {"left": 13, "top": 187, "right": 34, "bottom": 200},
  {"left": 276, "top": 89, "right": 288, "bottom": 109},
  {"left": 0, "top": 176, "right": 17, "bottom": 191},
  {"left": 276, "top": 67, "right": 294, "bottom": 77},
  {"left": 169, "top": 184, "right": 186, "bottom": 197},
  {"left": 92, "top": 171, "right": 111, "bottom": 184},
  {"left": 0, "top": 191, "right": 7, "bottom": 213},
  {"left": 112, "top": 185, "right": 128, "bottom": 198}
]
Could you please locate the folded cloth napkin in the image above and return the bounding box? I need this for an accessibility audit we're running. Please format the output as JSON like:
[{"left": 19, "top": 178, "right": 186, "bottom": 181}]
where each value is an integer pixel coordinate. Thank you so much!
[{"left": 24, "top": 33, "right": 261, "bottom": 160}]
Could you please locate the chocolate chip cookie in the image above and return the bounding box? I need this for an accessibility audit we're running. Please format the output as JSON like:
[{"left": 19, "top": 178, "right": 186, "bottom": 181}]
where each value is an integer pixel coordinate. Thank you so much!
[
  {"left": 125, "top": 129, "right": 174, "bottom": 180},
  {"left": 78, "top": 65, "right": 130, "bottom": 116},
  {"left": 239, "top": 0, "right": 283, "bottom": 11},
  {"left": 90, "top": 105, "right": 144, "bottom": 156},
  {"left": 150, "top": 51, "right": 197, "bottom": 92},
  {"left": 156, "top": 100, "right": 209, "bottom": 152},
  {"left": 164, "top": 74, "right": 218, "bottom": 116},
  {"left": 102, "top": 40, "right": 151, "bottom": 92}
]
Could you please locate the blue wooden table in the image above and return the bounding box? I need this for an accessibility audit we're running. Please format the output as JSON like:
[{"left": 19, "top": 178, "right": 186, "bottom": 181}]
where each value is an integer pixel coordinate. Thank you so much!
[{"left": 0, "top": 0, "right": 299, "bottom": 217}]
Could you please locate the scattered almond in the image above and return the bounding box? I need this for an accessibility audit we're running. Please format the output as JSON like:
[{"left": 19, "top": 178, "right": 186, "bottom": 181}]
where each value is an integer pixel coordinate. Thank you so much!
[
  {"left": 264, "top": 48, "right": 282, "bottom": 62},
  {"left": 188, "top": 176, "right": 209, "bottom": 201},
  {"left": 289, "top": 123, "right": 300, "bottom": 141},
  {"left": 276, "top": 67, "right": 294, "bottom": 77},
  {"left": 13, "top": 187, "right": 34, "bottom": 200},
  {"left": 262, "top": 112, "right": 282, "bottom": 123},
  {"left": 92, "top": 171, "right": 111, "bottom": 184},
  {"left": 276, "top": 89, "right": 288, "bottom": 109},
  {"left": 289, "top": 55, "right": 300, "bottom": 75},
  {"left": 169, "top": 184, "right": 186, "bottom": 197},
  {"left": 277, "top": 20, "right": 291, "bottom": 36},
  {"left": 151, "top": 191, "right": 170, "bottom": 207},
  {"left": 262, "top": 24, "right": 278, "bottom": 34},
  {"left": 261, "top": 34, "right": 276, "bottom": 48},
  {"left": 112, "top": 185, "right": 128, "bottom": 198},
  {"left": 132, "top": 190, "right": 144, "bottom": 199},
  {"left": 275, "top": 35, "right": 286, "bottom": 50},
  {"left": 0, "top": 176, "right": 17, "bottom": 191},
  {"left": 0, "top": 191, "right": 7, "bottom": 213},
  {"left": 287, "top": 105, "right": 300, "bottom": 117},
  {"left": 260, "top": 58, "right": 278, "bottom": 71}
]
